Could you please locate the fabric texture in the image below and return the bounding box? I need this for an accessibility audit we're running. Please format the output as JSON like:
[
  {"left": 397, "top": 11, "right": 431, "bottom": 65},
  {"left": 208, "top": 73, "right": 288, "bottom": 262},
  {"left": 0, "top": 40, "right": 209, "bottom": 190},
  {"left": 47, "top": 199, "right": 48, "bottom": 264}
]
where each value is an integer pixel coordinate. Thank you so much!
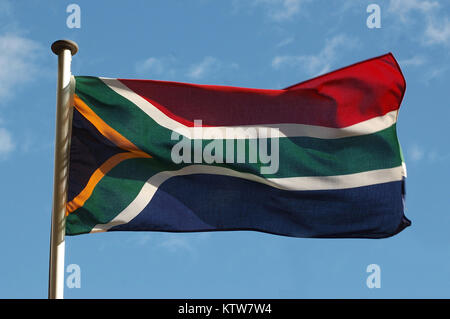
[{"left": 66, "top": 53, "right": 410, "bottom": 238}]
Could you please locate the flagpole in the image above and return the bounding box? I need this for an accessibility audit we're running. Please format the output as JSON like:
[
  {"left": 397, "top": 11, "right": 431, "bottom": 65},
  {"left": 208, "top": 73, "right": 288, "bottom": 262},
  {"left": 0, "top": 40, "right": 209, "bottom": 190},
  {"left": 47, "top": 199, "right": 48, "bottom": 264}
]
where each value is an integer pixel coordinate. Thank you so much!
[{"left": 49, "top": 40, "right": 78, "bottom": 299}]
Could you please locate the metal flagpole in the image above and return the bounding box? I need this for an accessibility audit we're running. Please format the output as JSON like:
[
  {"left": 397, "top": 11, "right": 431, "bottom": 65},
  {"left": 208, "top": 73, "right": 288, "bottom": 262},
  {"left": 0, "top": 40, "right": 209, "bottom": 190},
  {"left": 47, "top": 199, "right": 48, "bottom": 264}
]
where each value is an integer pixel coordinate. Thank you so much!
[{"left": 49, "top": 40, "right": 78, "bottom": 299}]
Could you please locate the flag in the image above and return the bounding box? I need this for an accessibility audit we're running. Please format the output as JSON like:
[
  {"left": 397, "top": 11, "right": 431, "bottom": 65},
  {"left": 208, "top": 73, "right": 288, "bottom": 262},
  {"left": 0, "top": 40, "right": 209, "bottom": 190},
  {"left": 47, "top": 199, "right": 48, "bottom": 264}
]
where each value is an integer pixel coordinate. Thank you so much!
[{"left": 66, "top": 53, "right": 410, "bottom": 238}]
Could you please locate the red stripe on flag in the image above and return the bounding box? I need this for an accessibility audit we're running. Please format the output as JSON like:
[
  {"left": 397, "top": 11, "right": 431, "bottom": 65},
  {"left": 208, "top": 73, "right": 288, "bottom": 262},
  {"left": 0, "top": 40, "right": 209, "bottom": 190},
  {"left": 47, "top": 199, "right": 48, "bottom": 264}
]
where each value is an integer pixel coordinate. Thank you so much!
[{"left": 119, "top": 53, "right": 405, "bottom": 128}]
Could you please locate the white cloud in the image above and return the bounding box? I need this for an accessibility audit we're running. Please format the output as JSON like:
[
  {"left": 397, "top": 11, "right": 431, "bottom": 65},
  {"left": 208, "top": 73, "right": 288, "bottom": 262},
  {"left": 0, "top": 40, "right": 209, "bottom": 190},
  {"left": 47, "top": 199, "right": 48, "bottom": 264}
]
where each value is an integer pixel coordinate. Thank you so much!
[
  {"left": 0, "top": 33, "right": 40, "bottom": 158},
  {"left": 407, "top": 144, "right": 450, "bottom": 163},
  {"left": 398, "top": 55, "right": 427, "bottom": 67},
  {"left": 423, "top": 66, "right": 449, "bottom": 83},
  {"left": 135, "top": 56, "right": 177, "bottom": 78},
  {"left": 409, "top": 144, "right": 424, "bottom": 162},
  {"left": 255, "top": 0, "right": 305, "bottom": 21},
  {"left": 272, "top": 34, "right": 358, "bottom": 76},
  {"left": 187, "top": 56, "right": 220, "bottom": 80},
  {"left": 140, "top": 57, "right": 165, "bottom": 74},
  {"left": 136, "top": 55, "right": 238, "bottom": 82},
  {"left": 276, "top": 36, "right": 294, "bottom": 48},
  {"left": 0, "top": 127, "right": 14, "bottom": 158},
  {"left": 0, "top": 3, "right": 43, "bottom": 159},
  {"left": 387, "top": 0, "right": 450, "bottom": 46},
  {"left": 388, "top": 0, "right": 439, "bottom": 21},
  {"left": 187, "top": 56, "right": 238, "bottom": 81},
  {"left": 233, "top": 0, "right": 308, "bottom": 21},
  {"left": 0, "top": 34, "right": 41, "bottom": 100},
  {"left": 424, "top": 17, "right": 450, "bottom": 45}
]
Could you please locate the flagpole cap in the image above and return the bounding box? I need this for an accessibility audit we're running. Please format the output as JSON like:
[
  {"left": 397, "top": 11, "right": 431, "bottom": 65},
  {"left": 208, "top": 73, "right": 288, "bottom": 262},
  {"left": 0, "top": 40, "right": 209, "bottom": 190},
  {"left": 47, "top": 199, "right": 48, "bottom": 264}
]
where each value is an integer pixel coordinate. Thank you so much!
[{"left": 51, "top": 40, "right": 79, "bottom": 56}]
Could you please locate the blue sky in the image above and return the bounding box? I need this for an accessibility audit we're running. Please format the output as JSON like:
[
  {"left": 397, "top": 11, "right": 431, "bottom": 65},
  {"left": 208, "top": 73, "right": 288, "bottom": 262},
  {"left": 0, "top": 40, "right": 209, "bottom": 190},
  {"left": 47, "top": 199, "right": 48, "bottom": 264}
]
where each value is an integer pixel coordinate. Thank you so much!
[{"left": 0, "top": 0, "right": 449, "bottom": 298}]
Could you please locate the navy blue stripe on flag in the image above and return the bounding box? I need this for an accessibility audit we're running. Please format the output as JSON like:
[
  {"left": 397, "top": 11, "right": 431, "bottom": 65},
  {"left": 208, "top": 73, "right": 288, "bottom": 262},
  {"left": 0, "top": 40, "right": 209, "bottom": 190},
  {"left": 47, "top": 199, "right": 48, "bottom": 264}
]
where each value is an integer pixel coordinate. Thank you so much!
[{"left": 110, "top": 174, "right": 410, "bottom": 238}]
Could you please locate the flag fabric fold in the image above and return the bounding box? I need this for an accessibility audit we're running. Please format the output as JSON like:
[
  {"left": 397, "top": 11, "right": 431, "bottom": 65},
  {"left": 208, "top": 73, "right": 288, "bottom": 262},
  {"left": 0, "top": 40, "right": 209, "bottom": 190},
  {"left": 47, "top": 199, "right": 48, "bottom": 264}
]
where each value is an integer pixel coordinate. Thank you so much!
[{"left": 66, "top": 52, "right": 410, "bottom": 238}]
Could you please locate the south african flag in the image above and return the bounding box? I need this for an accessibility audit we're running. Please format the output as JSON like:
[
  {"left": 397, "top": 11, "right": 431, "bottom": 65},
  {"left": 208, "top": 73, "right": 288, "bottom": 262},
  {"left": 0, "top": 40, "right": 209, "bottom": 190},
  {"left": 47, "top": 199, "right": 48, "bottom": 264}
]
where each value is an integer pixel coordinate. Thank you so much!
[{"left": 66, "top": 53, "right": 410, "bottom": 238}]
